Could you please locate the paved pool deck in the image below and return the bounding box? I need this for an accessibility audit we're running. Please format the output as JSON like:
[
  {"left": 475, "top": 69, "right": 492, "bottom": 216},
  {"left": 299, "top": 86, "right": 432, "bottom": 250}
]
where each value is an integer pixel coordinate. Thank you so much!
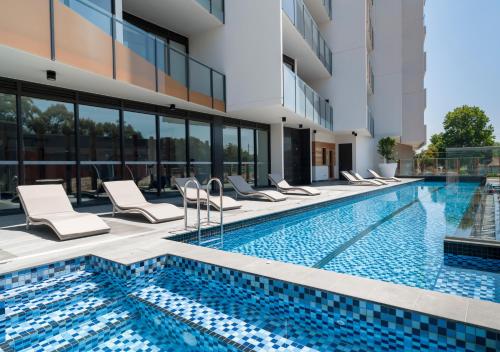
[{"left": 0, "top": 177, "right": 499, "bottom": 333}]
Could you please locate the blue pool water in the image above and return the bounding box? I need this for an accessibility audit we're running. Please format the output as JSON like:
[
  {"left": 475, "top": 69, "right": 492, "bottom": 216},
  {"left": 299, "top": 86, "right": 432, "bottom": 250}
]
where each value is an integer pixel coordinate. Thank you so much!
[
  {"left": 197, "top": 181, "right": 500, "bottom": 302},
  {"left": 3, "top": 259, "right": 498, "bottom": 352}
]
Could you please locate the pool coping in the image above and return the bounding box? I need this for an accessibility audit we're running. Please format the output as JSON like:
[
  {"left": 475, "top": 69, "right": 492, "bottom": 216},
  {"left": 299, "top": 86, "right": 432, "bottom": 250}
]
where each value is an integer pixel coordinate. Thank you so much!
[{"left": 156, "top": 240, "right": 500, "bottom": 333}]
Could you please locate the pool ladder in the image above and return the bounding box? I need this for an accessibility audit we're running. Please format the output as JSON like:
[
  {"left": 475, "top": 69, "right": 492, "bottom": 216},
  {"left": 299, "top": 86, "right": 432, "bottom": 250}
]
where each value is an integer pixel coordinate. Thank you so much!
[{"left": 183, "top": 177, "right": 224, "bottom": 246}]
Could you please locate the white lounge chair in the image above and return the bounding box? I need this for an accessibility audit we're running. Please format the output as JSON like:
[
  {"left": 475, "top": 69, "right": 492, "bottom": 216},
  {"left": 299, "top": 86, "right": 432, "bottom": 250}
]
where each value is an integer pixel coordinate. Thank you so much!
[
  {"left": 351, "top": 171, "right": 388, "bottom": 185},
  {"left": 174, "top": 177, "right": 241, "bottom": 211},
  {"left": 227, "top": 175, "right": 287, "bottom": 202},
  {"left": 368, "top": 169, "right": 401, "bottom": 182},
  {"left": 268, "top": 174, "right": 320, "bottom": 196},
  {"left": 341, "top": 171, "right": 381, "bottom": 186},
  {"left": 103, "top": 180, "right": 183, "bottom": 223},
  {"left": 17, "top": 184, "right": 110, "bottom": 240}
]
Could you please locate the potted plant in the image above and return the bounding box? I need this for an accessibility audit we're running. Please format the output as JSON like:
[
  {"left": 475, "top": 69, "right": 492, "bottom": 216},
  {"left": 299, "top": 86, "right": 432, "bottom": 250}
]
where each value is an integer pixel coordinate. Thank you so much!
[{"left": 377, "top": 137, "right": 398, "bottom": 177}]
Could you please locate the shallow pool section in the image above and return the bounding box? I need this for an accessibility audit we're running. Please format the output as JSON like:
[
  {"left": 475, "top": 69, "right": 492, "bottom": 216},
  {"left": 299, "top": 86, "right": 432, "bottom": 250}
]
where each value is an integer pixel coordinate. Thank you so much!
[
  {"left": 1, "top": 255, "right": 499, "bottom": 351},
  {"left": 190, "top": 182, "right": 500, "bottom": 302}
]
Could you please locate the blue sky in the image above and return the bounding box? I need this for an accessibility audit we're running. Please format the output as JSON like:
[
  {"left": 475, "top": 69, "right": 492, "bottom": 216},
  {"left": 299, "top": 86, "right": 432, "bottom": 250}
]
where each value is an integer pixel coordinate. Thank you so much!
[{"left": 424, "top": 0, "right": 500, "bottom": 144}]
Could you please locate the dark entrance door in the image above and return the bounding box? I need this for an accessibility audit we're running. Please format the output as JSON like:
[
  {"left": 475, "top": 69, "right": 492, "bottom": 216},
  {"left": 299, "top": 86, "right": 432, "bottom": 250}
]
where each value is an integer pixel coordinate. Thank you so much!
[
  {"left": 338, "top": 143, "right": 353, "bottom": 180},
  {"left": 284, "top": 128, "right": 310, "bottom": 185}
]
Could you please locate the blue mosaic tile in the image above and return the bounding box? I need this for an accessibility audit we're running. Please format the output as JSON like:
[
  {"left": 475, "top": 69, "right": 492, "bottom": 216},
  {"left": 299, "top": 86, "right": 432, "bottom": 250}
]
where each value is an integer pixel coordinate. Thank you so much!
[{"left": 178, "top": 181, "right": 500, "bottom": 303}]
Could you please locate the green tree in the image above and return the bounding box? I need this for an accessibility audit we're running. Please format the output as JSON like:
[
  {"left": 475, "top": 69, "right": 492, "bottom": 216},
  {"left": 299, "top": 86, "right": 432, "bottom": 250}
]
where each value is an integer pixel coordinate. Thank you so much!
[{"left": 442, "top": 105, "right": 495, "bottom": 148}]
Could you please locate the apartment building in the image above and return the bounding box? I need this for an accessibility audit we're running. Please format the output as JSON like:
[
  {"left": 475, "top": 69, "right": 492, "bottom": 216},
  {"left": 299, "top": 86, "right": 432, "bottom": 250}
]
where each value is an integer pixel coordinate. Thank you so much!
[{"left": 0, "top": 0, "right": 425, "bottom": 214}]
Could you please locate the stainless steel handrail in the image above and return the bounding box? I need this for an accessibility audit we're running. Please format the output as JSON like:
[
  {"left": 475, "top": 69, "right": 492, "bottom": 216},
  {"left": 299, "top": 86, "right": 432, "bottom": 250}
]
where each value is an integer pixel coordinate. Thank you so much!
[
  {"left": 206, "top": 177, "right": 224, "bottom": 245},
  {"left": 184, "top": 178, "right": 201, "bottom": 241}
]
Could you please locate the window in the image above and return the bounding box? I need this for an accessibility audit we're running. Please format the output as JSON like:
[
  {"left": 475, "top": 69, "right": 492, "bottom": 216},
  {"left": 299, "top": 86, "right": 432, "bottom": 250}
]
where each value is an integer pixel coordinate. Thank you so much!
[
  {"left": 189, "top": 120, "right": 211, "bottom": 184},
  {"left": 159, "top": 116, "right": 186, "bottom": 189},
  {"left": 78, "top": 105, "right": 120, "bottom": 199},
  {"left": 21, "top": 97, "right": 76, "bottom": 198},
  {"left": 0, "top": 93, "right": 17, "bottom": 161},
  {"left": 124, "top": 111, "right": 157, "bottom": 193},
  {"left": 123, "top": 111, "right": 156, "bottom": 162},
  {"left": 22, "top": 97, "right": 75, "bottom": 161},
  {"left": 79, "top": 105, "right": 120, "bottom": 161},
  {"left": 0, "top": 93, "right": 18, "bottom": 209},
  {"left": 240, "top": 128, "right": 254, "bottom": 185},
  {"left": 322, "top": 148, "right": 327, "bottom": 165},
  {"left": 223, "top": 126, "right": 238, "bottom": 181}
]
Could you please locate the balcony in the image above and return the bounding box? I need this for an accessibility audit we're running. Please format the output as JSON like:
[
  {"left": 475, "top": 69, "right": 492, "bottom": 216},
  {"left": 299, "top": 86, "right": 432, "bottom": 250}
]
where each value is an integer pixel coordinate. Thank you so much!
[
  {"left": 196, "top": 0, "right": 224, "bottom": 22},
  {"left": 0, "top": 0, "right": 226, "bottom": 112},
  {"left": 282, "top": 0, "right": 333, "bottom": 76},
  {"left": 303, "top": 0, "right": 332, "bottom": 23},
  {"left": 282, "top": 64, "right": 333, "bottom": 131},
  {"left": 122, "top": 0, "right": 223, "bottom": 37}
]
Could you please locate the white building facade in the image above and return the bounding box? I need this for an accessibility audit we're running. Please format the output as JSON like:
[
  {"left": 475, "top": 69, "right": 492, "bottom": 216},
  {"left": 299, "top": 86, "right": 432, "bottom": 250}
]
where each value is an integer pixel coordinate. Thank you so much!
[{"left": 0, "top": 0, "right": 426, "bottom": 213}]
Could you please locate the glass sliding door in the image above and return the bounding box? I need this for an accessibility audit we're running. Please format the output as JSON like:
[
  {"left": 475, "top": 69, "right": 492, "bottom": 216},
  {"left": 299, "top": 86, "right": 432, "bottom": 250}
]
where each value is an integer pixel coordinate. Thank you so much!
[
  {"left": 159, "top": 116, "right": 186, "bottom": 191},
  {"left": 123, "top": 111, "right": 157, "bottom": 195},
  {"left": 189, "top": 120, "right": 211, "bottom": 184},
  {"left": 78, "top": 104, "right": 121, "bottom": 201},
  {"left": 240, "top": 128, "right": 255, "bottom": 185},
  {"left": 0, "top": 93, "right": 19, "bottom": 210},
  {"left": 256, "top": 129, "right": 269, "bottom": 186},
  {"left": 21, "top": 97, "right": 77, "bottom": 201},
  {"left": 222, "top": 126, "right": 238, "bottom": 185}
]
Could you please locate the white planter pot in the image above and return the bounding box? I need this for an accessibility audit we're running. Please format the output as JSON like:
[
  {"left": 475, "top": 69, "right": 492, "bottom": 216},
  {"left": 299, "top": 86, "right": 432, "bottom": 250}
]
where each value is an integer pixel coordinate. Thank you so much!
[{"left": 378, "top": 163, "right": 398, "bottom": 178}]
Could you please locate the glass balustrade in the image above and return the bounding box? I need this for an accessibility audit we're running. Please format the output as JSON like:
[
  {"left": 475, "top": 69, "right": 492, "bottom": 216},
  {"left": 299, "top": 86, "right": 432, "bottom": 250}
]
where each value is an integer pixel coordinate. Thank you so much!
[
  {"left": 1, "top": 0, "right": 226, "bottom": 112},
  {"left": 282, "top": 64, "right": 333, "bottom": 131},
  {"left": 196, "top": 0, "right": 224, "bottom": 22},
  {"left": 282, "top": 0, "right": 333, "bottom": 74}
]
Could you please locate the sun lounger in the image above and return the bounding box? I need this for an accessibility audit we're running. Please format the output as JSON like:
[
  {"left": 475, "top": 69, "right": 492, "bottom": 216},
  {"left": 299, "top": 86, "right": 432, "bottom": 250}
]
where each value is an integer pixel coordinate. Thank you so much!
[
  {"left": 351, "top": 171, "right": 388, "bottom": 185},
  {"left": 368, "top": 169, "right": 401, "bottom": 182},
  {"left": 17, "top": 184, "right": 110, "bottom": 240},
  {"left": 341, "top": 171, "right": 381, "bottom": 186},
  {"left": 174, "top": 177, "right": 241, "bottom": 211},
  {"left": 268, "top": 174, "right": 320, "bottom": 196},
  {"left": 103, "top": 180, "right": 183, "bottom": 223},
  {"left": 227, "top": 175, "right": 287, "bottom": 201}
]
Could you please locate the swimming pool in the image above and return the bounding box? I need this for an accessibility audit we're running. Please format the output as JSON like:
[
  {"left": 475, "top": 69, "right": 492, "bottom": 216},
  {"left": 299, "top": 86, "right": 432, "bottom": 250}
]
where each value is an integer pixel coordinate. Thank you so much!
[
  {"left": 187, "top": 181, "right": 500, "bottom": 302},
  {"left": 2, "top": 255, "right": 499, "bottom": 351}
]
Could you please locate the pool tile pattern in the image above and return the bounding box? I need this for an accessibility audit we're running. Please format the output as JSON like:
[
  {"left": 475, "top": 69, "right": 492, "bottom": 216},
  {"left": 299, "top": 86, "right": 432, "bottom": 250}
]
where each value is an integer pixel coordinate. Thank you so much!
[{"left": 0, "top": 254, "right": 499, "bottom": 351}]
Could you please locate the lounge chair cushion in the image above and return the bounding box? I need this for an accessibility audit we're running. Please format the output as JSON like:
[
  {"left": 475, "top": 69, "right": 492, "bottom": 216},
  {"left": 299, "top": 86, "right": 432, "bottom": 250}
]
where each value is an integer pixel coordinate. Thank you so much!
[
  {"left": 30, "top": 212, "right": 110, "bottom": 240},
  {"left": 103, "top": 180, "right": 146, "bottom": 207},
  {"left": 257, "top": 190, "right": 287, "bottom": 201},
  {"left": 134, "top": 203, "right": 184, "bottom": 222},
  {"left": 17, "top": 185, "right": 74, "bottom": 217},
  {"left": 207, "top": 195, "right": 242, "bottom": 210},
  {"left": 227, "top": 176, "right": 255, "bottom": 194}
]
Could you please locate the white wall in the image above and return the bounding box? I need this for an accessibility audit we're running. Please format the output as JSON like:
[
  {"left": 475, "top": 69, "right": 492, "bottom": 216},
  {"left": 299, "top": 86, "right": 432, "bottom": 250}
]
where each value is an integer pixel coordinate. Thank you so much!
[
  {"left": 370, "top": 0, "right": 403, "bottom": 138},
  {"left": 401, "top": 0, "right": 426, "bottom": 147},
  {"left": 312, "top": 0, "right": 368, "bottom": 134},
  {"left": 191, "top": 0, "right": 283, "bottom": 113},
  {"left": 354, "top": 135, "right": 377, "bottom": 177}
]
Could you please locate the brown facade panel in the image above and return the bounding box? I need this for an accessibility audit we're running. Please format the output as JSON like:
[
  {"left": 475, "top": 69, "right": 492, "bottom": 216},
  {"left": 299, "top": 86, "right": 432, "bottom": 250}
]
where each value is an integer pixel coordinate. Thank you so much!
[
  {"left": 115, "top": 42, "right": 156, "bottom": 91},
  {"left": 189, "top": 91, "right": 212, "bottom": 109},
  {"left": 54, "top": 1, "right": 113, "bottom": 78},
  {"left": 213, "top": 99, "right": 226, "bottom": 112},
  {"left": 0, "top": 0, "right": 51, "bottom": 58},
  {"left": 157, "top": 72, "right": 189, "bottom": 101},
  {"left": 312, "top": 142, "right": 336, "bottom": 167}
]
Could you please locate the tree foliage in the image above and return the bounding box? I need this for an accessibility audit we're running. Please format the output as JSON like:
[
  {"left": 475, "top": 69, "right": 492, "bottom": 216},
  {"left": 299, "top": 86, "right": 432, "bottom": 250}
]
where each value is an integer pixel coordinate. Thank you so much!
[{"left": 424, "top": 105, "right": 495, "bottom": 156}]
